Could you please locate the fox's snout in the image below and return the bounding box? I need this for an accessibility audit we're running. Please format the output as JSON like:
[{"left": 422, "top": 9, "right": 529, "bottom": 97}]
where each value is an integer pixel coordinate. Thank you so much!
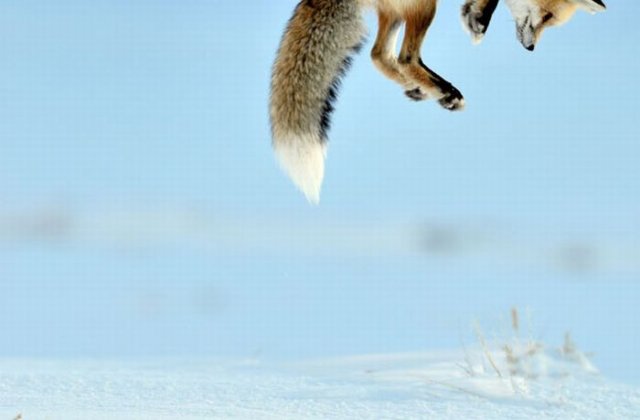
[
  {"left": 516, "top": 16, "right": 537, "bottom": 51},
  {"left": 507, "top": 0, "right": 606, "bottom": 52}
]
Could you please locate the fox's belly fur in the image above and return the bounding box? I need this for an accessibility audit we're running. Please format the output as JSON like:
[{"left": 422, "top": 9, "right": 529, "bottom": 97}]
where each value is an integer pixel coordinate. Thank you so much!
[{"left": 360, "top": 0, "right": 435, "bottom": 15}]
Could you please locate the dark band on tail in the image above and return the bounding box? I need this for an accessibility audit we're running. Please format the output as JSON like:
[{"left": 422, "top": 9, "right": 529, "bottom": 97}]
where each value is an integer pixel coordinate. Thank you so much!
[{"left": 318, "top": 41, "right": 364, "bottom": 143}]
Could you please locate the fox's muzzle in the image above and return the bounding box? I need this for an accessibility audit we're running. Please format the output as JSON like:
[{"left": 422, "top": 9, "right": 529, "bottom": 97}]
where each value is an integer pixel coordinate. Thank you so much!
[{"left": 516, "top": 16, "right": 536, "bottom": 51}]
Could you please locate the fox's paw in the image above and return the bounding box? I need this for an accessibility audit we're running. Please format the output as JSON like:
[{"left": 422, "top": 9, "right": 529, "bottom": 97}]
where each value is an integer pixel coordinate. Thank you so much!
[
  {"left": 404, "top": 88, "right": 428, "bottom": 102},
  {"left": 438, "top": 85, "right": 465, "bottom": 111},
  {"left": 461, "top": 2, "right": 488, "bottom": 44}
]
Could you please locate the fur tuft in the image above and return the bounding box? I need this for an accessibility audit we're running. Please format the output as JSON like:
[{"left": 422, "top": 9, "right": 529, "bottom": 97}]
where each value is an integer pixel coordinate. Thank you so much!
[
  {"left": 270, "top": 0, "right": 365, "bottom": 203},
  {"left": 274, "top": 133, "right": 326, "bottom": 204}
]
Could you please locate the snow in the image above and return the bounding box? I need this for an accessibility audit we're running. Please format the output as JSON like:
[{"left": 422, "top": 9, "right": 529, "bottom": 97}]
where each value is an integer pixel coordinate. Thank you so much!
[
  {"left": 2, "top": 210, "right": 640, "bottom": 418},
  {"left": 2, "top": 342, "right": 639, "bottom": 419}
]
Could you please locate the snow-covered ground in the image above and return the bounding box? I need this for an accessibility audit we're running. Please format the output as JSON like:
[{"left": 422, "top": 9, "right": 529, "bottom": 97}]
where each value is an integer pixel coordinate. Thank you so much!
[
  {"left": 1, "top": 210, "right": 640, "bottom": 418},
  {"left": 2, "top": 340, "right": 639, "bottom": 419}
]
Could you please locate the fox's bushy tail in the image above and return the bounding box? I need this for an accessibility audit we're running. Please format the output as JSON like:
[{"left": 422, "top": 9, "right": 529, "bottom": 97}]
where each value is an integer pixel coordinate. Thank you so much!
[{"left": 270, "top": 0, "right": 365, "bottom": 203}]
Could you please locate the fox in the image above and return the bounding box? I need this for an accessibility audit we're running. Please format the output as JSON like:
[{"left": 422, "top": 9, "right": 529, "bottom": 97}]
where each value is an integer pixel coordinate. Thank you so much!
[{"left": 270, "top": 0, "right": 606, "bottom": 203}]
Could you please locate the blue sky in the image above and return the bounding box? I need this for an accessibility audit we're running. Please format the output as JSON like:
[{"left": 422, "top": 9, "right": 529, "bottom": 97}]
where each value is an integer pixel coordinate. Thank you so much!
[
  {"left": 1, "top": 0, "right": 637, "bottom": 217},
  {"left": 1, "top": 1, "right": 639, "bottom": 383}
]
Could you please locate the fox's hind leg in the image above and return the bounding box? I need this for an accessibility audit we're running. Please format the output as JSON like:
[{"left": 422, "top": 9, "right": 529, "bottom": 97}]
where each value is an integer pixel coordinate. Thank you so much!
[
  {"left": 398, "top": 4, "right": 465, "bottom": 111},
  {"left": 461, "top": 0, "right": 500, "bottom": 43},
  {"left": 370, "top": 7, "right": 428, "bottom": 101}
]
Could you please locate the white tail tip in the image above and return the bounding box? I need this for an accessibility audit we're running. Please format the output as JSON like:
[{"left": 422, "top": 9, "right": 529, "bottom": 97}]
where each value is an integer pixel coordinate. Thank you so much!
[{"left": 274, "top": 134, "right": 326, "bottom": 204}]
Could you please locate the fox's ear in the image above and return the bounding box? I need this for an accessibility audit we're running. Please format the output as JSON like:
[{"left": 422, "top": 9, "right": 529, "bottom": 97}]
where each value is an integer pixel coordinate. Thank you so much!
[{"left": 571, "top": 0, "right": 606, "bottom": 14}]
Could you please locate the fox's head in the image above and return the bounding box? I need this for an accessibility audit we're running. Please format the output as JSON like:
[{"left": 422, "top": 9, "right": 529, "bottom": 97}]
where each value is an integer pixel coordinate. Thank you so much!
[{"left": 505, "top": 0, "right": 606, "bottom": 51}]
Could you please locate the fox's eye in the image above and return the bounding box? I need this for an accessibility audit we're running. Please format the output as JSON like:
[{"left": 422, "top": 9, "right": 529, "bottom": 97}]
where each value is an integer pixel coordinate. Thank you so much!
[{"left": 541, "top": 12, "right": 554, "bottom": 24}]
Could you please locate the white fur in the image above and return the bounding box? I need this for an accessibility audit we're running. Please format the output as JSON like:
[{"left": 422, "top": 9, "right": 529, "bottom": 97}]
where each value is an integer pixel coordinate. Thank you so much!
[
  {"left": 504, "top": 0, "right": 537, "bottom": 23},
  {"left": 506, "top": 0, "right": 605, "bottom": 21},
  {"left": 461, "top": 2, "right": 487, "bottom": 45},
  {"left": 274, "top": 134, "right": 327, "bottom": 204},
  {"left": 504, "top": 0, "right": 540, "bottom": 49}
]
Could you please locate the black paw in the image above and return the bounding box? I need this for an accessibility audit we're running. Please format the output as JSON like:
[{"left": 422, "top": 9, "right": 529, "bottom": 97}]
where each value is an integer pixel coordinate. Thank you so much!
[
  {"left": 404, "top": 88, "right": 428, "bottom": 101},
  {"left": 438, "top": 85, "right": 465, "bottom": 111}
]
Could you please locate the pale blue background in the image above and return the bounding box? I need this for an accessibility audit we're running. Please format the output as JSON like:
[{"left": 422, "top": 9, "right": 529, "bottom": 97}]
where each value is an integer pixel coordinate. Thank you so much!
[{"left": 1, "top": 1, "right": 639, "bottom": 383}]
